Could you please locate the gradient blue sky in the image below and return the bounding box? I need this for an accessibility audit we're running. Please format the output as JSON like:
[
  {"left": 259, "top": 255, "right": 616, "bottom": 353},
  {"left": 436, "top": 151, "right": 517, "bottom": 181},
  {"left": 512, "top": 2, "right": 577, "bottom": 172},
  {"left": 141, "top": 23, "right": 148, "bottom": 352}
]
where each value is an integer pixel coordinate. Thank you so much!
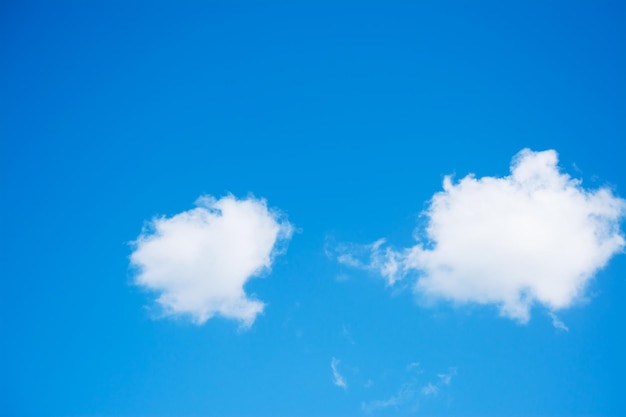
[{"left": 2, "top": 1, "right": 625, "bottom": 417}]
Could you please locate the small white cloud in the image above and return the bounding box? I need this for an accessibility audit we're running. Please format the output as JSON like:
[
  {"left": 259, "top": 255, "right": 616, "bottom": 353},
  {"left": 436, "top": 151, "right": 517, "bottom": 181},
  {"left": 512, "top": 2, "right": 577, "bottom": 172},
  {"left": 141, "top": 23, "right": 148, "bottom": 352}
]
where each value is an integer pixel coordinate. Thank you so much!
[
  {"left": 421, "top": 382, "right": 439, "bottom": 396},
  {"left": 336, "top": 149, "right": 626, "bottom": 322},
  {"left": 548, "top": 312, "right": 569, "bottom": 332},
  {"left": 362, "top": 365, "right": 455, "bottom": 413},
  {"left": 334, "top": 239, "right": 403, "bottom": 286},
  {"left": 130, "top": 195, "right": 293, "bottom": 328},
  {"left": 331, "top": 357, "right": 348, "bottom": 389},
  {"left": 437, "top": 368, "right": 456, "bottom": 385},
  {"left": 362, "top": 383, "right": 415, "bottom": 413},
  {"left": 422, "top": 367, "right": 455, "bottom": 396},
  {"left": 341, "top": 324, "right": 355, "bottom": 345},
  {"left": 406, "top": 362, "right": 422, "bottom": 373}
]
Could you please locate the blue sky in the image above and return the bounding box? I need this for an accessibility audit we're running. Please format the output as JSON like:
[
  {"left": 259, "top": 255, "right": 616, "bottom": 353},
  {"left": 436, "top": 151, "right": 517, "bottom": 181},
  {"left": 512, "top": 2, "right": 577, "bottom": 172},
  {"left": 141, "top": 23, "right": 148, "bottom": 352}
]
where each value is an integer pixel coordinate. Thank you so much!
[{"left": 2, "top": 1, "right": 625, "bottom": 416}]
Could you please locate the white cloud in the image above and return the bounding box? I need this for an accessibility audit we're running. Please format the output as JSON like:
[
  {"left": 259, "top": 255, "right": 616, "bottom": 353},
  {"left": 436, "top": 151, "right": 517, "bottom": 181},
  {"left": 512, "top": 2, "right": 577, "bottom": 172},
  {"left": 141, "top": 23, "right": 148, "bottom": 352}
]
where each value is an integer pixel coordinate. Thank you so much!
[
  {"left": 406, "top": 362, "right": 422, "bottom": 373},
  {"left": 330, "top": 238, "right": 404, "bottom": 286},
  {"left": 337, "top": 149, "right": 626, "bottom": 322},
  {"left": 548, "top": 312, "right": 569, "bottom": 332},
  {"left": 331, "top": 357, "right": 347, "bottom": 389},
  {"left": 362, "top": 383, "right": 414, "bottom": 412},
  {"left": 437, "top": 368, "right": 455, "bottom": 386},
  {"left": 421, "top": 382, "right": 438, "bottom": 396},
  {"left": 421, "top": 368, "right": 456, "bottom": 396},
  {"left": 362, "top": 365, "right": 455, "bottom": 412},
  {"left": 130, "top": 195, "right": 293, "bottom": 328}
]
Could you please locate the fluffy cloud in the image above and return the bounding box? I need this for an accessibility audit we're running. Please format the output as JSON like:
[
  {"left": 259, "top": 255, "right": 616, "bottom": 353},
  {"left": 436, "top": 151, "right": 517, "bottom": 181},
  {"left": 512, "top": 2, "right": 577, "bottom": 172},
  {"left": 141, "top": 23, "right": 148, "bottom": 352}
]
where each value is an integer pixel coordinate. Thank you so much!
[
  {"left": 130, "top": 195, "right": 293, "bottom": 327},
  {"left": 338, "top": 149, "right": 625, "bottom": 322}
]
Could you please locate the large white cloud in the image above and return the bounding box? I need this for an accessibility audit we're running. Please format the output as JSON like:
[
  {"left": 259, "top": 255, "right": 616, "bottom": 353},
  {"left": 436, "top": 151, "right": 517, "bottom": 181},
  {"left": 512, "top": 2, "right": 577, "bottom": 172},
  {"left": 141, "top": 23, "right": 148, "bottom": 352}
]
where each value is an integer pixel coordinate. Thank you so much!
[
  {"left": 130, "top": 195, "right": 293, "bottom": 327},
  {"left": 338, "top": 149, "right": 625, "bottom": 322}
]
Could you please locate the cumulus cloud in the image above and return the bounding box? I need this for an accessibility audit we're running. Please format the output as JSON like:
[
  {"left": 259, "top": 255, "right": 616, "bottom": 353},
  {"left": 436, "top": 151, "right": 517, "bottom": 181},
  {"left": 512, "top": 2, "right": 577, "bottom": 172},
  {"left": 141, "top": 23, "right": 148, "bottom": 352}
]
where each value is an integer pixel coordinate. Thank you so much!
[
  {"left": 337, "top": 149, "right": 626, "bottom": 322},
  {"left": 331, "top": 357, "right": 347, "bottom": 389},
  {"left": 130, "top": 195, "right": 293, "bottom": 328}
]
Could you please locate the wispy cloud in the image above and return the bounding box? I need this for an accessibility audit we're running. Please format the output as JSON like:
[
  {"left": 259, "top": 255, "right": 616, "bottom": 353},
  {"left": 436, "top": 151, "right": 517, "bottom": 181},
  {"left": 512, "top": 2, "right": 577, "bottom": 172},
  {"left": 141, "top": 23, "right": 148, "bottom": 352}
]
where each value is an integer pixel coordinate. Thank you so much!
[
  {"left": 331, "top": 357, "right": 347, "bottom": 389},
  {"left": 362, "top": 364, "right": 456, "bottom": 413},
  {"left": 334, "top": 149, "right": 626, "bottom": 322},
  {"left": 437, "top": 369, "right": 455, "bottom": 385},
  {"left": 362, "top": 383, "right": 415, "bottom": 413},
  {"left": 421, "top": 367, "right": 456, "bottom": 397},
  {"left": 332, "top": 238, "right": 404, "bottom": 286},
  {"left": 341, "top": 324, "right": 355, "bottom": 345},
  {"left": 421, "top": 382, "right": 438, "bottom": 396},
  {"left": 548, "top": 312, "right": 569, "bottom": 332},
  {"left": 406, "top": 362, "right": 423, "bottom": 373},
  {"left": 130, "top": 195, "right": 293, "bottom": 328},
  {"left": 424, "top": 367, "right": 456, "bottom": 397}
]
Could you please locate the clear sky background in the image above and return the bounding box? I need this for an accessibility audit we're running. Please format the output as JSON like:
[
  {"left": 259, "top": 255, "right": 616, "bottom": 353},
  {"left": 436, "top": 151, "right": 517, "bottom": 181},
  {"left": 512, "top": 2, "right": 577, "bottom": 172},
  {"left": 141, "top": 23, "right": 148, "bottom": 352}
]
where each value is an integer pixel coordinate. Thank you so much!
[{"left": 1, "top": 1, "right": 625, "bottom": 417}]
